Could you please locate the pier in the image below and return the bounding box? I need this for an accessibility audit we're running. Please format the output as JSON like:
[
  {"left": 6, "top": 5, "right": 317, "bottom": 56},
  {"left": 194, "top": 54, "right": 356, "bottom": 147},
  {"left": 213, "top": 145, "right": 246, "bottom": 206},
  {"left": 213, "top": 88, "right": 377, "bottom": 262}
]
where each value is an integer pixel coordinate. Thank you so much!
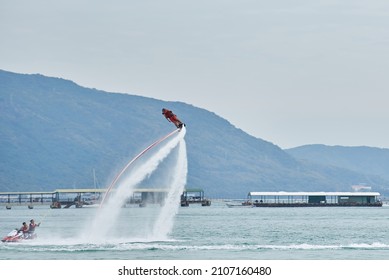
[
  {"left": 0, "top": 191, "right": 56, "bottom": 209},
  {"left": 0, "top": 188, "right": 210, "bottom": 209}
]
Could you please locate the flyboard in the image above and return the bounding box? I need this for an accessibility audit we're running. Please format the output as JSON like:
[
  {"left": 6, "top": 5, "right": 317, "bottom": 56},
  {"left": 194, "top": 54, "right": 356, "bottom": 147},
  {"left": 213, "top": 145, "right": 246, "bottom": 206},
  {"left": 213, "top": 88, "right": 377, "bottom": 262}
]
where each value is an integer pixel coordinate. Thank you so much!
[{"left": 100, "top": 128, "right": 182, "bottom": 206}]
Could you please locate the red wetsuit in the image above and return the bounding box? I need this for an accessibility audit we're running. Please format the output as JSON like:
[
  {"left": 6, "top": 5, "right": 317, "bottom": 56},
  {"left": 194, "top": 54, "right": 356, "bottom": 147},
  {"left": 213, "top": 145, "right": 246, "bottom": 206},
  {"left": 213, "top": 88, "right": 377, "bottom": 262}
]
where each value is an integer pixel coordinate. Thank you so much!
[{"left": 162, "top": 108, "right": 183, "bottom": 128}]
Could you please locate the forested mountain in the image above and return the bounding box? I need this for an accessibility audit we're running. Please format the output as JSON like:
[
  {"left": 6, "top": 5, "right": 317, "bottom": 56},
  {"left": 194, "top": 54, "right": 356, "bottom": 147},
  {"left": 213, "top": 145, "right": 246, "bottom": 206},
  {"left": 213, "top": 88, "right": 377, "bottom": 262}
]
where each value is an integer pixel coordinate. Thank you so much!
[
  {"left": 286, "top": 144, "right": 389, "bottom": 182},
  {"left": 1, "top": 70, "right": 388, "bottom": 197}
]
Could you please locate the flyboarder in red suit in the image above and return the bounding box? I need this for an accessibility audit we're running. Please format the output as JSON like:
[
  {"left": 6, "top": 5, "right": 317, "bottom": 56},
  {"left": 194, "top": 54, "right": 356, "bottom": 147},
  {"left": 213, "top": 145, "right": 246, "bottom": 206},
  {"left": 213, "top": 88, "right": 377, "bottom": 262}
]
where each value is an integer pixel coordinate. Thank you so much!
[{"left": 162, "top": 108, "right": 185, "bottom": 129}]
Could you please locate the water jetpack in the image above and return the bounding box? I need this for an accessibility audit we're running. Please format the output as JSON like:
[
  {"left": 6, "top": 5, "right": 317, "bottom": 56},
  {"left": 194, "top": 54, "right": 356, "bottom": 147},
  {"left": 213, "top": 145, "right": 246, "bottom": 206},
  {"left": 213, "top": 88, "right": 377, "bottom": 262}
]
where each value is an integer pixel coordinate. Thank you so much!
[{"left": 1, "top": 229, "right": 37, "bottom": 242}]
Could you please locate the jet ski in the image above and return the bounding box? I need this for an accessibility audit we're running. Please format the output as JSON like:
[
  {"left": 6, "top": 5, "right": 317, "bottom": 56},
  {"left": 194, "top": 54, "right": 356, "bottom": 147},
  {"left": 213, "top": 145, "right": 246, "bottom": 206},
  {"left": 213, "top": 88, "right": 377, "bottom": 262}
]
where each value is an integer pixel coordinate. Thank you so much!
[{"left": 1, "top": 229, "right": 37, "bottom": 242}]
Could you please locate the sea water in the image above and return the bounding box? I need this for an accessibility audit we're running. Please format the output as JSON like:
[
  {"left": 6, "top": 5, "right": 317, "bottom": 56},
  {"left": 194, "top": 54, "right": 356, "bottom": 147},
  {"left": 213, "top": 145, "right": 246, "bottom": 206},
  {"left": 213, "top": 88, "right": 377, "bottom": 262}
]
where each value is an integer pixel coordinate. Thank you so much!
[{"left": 1, "top": 203, "right": 389, "bottom": 260}]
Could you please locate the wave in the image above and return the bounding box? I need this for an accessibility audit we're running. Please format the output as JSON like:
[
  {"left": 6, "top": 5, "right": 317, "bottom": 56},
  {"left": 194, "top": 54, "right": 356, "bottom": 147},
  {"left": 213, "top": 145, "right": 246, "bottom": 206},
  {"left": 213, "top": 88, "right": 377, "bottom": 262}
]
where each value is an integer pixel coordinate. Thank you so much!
[{"left": 3, "top": 241, "right": 389, "bottom": 253}]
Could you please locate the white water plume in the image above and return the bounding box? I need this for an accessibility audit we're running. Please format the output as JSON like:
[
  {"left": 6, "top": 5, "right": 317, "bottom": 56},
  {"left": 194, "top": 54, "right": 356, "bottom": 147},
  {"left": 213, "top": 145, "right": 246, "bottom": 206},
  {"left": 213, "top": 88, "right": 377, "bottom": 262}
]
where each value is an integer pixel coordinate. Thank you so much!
[
  {"left": 83, "top": 128, "right": 187, "bottom": 242},
  {"left": 151, "top": 138, "right": 187, "bottom": 240}
]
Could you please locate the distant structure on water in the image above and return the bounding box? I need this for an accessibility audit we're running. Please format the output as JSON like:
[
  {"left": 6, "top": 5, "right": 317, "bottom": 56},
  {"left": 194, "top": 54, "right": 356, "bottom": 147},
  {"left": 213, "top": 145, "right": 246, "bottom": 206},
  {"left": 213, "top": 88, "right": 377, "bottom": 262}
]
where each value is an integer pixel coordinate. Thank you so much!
[
  {"left": 351, "top": 184, "right": 372, "bottom": 192},
  {"left": 245, "top": 191, "right": 382, "bottom": 207},
  {"left": 0, "top": 188, "right": 210, "bottom": 209}
]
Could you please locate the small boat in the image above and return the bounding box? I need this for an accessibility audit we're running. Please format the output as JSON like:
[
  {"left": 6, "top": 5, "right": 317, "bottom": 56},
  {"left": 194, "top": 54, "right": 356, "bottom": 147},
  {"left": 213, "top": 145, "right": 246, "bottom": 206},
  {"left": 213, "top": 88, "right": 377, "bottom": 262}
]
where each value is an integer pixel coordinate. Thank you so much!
[
  {"left": 50, "top": 201, "right": 61, "bottom": 209},
  {"left": 82, "top": 203, "right": 100, "bottom": 208},
  {"left": 226, "top": 203, "right": 253, "bottom": 208},
  {"left": 202, "top": 199, "right": 211, "bottom": 206},
  {"left": 181, "top": 201, "right": 189, "bottom": 207},
  {"left": 226, "top": 200, "right": 253, "bottom": 208}
]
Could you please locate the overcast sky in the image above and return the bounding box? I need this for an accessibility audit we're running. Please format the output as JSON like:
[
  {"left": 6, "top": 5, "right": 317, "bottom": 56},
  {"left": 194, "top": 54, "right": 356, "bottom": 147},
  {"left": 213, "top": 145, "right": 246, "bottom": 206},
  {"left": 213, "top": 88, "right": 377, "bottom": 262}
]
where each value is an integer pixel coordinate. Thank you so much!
[{"left": 1, "top": 0, "right": 388, "bottom": 148}]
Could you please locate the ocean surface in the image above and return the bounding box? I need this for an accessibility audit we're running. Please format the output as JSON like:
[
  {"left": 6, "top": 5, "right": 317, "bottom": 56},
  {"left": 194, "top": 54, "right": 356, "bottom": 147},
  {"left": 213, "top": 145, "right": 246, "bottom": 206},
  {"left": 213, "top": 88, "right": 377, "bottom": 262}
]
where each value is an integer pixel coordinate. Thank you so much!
[{"left": 1, "top": 202, "right": 389, "bottom": 260}]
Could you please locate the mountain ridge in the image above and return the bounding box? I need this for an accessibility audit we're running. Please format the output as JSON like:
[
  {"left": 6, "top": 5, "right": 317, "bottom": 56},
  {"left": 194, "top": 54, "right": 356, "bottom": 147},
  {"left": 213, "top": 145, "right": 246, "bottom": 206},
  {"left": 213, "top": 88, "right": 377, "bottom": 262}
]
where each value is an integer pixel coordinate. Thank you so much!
[
  {"left": 1, "top": 69, "right": 388, "bottom": 197},
  {"left": 286, "top": 144, "right": 389, "bottom": 183}
]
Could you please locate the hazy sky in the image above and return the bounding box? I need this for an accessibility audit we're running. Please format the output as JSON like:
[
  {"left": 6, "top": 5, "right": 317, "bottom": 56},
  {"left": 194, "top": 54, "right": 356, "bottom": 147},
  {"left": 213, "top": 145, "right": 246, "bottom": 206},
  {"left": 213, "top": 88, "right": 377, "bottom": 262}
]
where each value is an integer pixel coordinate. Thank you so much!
[{"left": 1, "top": 0, "right": 388, "bottom": 148}]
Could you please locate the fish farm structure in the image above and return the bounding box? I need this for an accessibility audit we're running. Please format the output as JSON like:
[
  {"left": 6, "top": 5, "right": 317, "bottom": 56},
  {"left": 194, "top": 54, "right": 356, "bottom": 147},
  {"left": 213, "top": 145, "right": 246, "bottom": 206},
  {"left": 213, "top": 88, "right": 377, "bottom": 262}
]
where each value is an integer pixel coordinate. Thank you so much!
[{"left": 247, "top": 192, "right": 382, "bottom": 207}]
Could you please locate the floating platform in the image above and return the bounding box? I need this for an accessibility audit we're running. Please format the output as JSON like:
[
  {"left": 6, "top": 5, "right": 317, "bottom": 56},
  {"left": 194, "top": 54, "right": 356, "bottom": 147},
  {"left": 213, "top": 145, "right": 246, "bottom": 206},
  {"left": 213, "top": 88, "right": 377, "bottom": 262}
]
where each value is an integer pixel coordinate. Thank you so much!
[
  {"left": 252, "top": 202, "right": 382, "bottom": 207},
  {"left": 1, "top": 188, "right": 211, "bottom": 208},
  {"left": 181, "top": 189, "right": 211, "bottom": 207},
  {"left": 248, "top": 192, "right": 383, "bottom": 207}
]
